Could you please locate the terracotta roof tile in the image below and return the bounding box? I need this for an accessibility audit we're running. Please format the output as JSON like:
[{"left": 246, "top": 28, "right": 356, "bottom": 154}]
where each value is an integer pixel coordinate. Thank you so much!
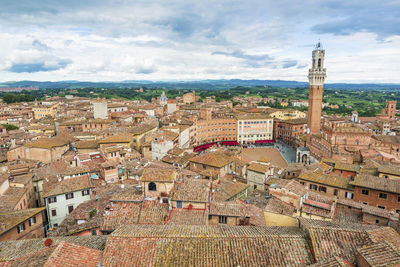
[
  {"left": 43, "top": 176, "right": 93, "bottom": 198},
  {"left": 209, "top": 201, "right": 241, "bottom": 217},
  {"left": 140, "top": 167, "right": 176, "bottom": 182},
  {"left": 0, "top": 236, "right": 106, "bottom": 261},
  {"left": 0, "top": 208, "right": 44, "bottom": 236},
  {"left": 43, "top": 241, "right": 102, "bottom": 267},
  {"left": 264, "top": 197, "right": 295, "bottom": 216},
  {"left": 309, "top": 256, "right": 354, "bottom": 266},
  {"left": 189, "top": 152, "right": 233, "bottom": 168},
  {"left": 102, "top": 201, "right": 169, "bottom": 231},
  {"left": 166, "top": 209, "right": 208, "bottom": 226},
  {"left": 299, "top": 171, "right": 353, "bottom": 190},
  {"left": 102, "top": 225, "right": 313, "bottom": 267},
  {"left": 212, "top": 179, "right": 249, "bottom": 201},
  {"left": 350, "top": 174, "right": 400, "bottom": 194},
  {"left": 171, "top": 179, "right": 210, "bottom": 203},
  {"left": 356, "top": 241, "right": 400, "bottom": 267},
  {"left": 299, "top": 218, "right": 380, "bottom": 263}
]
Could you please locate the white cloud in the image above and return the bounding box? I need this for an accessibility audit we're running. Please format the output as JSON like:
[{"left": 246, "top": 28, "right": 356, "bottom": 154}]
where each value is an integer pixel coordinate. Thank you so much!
[{"left": 0, "top": 1, "right": 399, "bottom": 83}]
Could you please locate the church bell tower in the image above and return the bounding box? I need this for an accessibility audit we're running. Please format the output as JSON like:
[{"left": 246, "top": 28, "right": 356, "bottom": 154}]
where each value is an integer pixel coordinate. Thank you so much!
[{"left": 307, "top": 42, "right": 327, "bottom": 135}]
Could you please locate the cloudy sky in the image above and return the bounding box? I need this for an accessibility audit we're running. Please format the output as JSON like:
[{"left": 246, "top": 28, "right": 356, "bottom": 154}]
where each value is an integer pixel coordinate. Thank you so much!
[{"left": 0, "top": 0, "right": 399, "bottom": 83}]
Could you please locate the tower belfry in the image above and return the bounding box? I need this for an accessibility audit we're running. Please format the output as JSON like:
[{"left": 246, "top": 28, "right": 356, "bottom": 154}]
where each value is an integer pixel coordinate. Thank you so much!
[{"left": 307, "top": 42, "right": 327, "bottom": 135}]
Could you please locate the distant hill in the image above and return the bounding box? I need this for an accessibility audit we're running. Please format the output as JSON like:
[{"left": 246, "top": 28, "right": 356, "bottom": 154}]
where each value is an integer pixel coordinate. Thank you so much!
[{"left": 0, "top": 79, "right": 399, "bottom": 91}]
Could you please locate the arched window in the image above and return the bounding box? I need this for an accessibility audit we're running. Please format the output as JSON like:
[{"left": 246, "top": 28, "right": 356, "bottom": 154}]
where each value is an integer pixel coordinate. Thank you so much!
[
  {"left": 355, "top": 140, "right": 359, "bottom": 145},
  {"left": 343, "top": 139, "right": 347, "bottom": 145},
  {"left": 148, "top": 182, "right": 157, "bottom": 191},
  {"left": 318, "top": 58, "right": 321, "bottom": 68}
]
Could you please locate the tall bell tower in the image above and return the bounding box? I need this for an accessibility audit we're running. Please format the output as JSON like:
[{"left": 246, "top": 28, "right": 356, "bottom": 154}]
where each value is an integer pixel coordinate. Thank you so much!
[{"left": 307, "top": 42, "right": 326, "bottom": 135}]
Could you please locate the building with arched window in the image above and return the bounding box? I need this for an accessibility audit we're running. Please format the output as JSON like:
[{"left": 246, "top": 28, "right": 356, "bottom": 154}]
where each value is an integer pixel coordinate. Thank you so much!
[{"left": 140, "top": 167, "right": 176, "bottom": 203}]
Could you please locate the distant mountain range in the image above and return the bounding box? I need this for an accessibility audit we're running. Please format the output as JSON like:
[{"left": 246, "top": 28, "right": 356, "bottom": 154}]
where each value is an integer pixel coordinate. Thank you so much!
[{"left": 0, "top": 79, "right": 399, "bottom": 90}]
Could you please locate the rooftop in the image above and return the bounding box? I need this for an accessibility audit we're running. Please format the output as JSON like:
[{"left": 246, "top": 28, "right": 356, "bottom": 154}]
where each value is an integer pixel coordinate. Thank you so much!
[
  {"left": 351, "top": 174, "right": 400, "bottom": 194},
  {"left": 356, "top": 241, "right": 400, "bottom": 267},
  {"left": 0, "top": 236, "right": 106, "bottom": 261},
  {"left": 43, "top": 176, "right": 92, "bottom": 198},
  {"left": 170, "top": 179, "right": 210, "bottom": 203},
  {"left": 212, "top": 179, "right": 249, "bottom": 201},
  {"left": 166, "top": 209, "right": 208, "bottom": 225},
  {"left": 189, "top": 152, "right": 232, "bottom": 168},
  {"left": 102, "top": 225, "right": 313, "bottom": 266},
  {"left": 43, "top": 241, "right": 102, "bottom": 267},
  {"left": 209, "top": 201, "right": 241, "bottom": 217},
  {"left": 0, "top": 208, "right": 44, "bottom": 236},
  {"left": 298, "top": 171, "right": 353, "bottom": 190},
  {"left": 299, "top": 218, "right": 380, "bottom": 263},
  {"left": 140, "top": 167, "right": 176, "bottom": 182}
]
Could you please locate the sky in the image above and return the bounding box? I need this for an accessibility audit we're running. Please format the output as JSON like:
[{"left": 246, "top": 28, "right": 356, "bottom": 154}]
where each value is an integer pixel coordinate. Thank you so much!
[{"left": 0, "top": 0, "right": 399, "bottom": 83}]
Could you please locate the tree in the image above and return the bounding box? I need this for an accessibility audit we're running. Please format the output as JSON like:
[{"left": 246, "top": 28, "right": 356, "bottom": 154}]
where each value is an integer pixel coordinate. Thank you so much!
[{"left": 2, "top": 124, "right": 18, "bottom": 131}]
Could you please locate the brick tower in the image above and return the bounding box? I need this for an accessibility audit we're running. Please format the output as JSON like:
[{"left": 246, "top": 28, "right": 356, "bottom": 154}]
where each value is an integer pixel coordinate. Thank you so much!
[
  {"left": 307, "top": 42, "right": 327, "bottom": 135},
  {"left": 385, "top": 100, "right": 397, "bottom": 121}
]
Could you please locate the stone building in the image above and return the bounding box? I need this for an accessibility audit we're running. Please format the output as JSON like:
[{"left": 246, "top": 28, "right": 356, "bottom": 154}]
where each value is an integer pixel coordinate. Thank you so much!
[
  {"left": 140, "top": 167, "right": 176, "bottom": 203},
  {"left": 351, "top": 174, "right": 400, "bottom": 212},
  {"left": 308, "top": 120, "right": 373, "bottom": 161},
  {"left": 274, "top": 118, "right": 307, "bottom": 147},
  {"left": 182, "top": 89, "right": 196, "bottom": 104},
  {"left": 0, "top": 208, "right": 45, "bottom": 241},
  {"left": 196, "top": 108, "right": 237, "bottom": 144}
]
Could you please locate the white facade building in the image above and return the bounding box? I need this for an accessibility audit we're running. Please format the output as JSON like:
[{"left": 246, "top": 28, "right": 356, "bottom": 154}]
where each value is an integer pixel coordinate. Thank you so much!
[
  {"left": 44, "top": 177, "right": 93, "bottom": 228},
  {"left": 107, "top": 104, "right": 128, "bottom": 113},
  {"left": 237, "top": 114, "right": 274, "bottom": 144},
  {"left": 93, "top": 101, "right": 108, "bottom": 119},
  {"left": 152, "top": 140, "right": 174, "bottom": 161}
]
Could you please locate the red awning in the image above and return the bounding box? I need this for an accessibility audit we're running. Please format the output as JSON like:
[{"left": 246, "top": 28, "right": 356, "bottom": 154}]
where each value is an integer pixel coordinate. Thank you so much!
[
  {"left": 221, "top": 141, "right": 240, "bottom": 146},
  {"left": 255, "top": 140, "right": 273, "bottom": 144},
  {"left": 193, "top": 142, "right": 217, "bottom": 152}
]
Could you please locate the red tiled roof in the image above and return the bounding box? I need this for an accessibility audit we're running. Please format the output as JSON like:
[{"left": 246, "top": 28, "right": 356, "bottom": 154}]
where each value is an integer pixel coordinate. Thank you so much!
[
  {"left": 102, "top": 225, "right": 313, "bottom": 266},
  {"left": 43, "top": 242, "right": 102, "bottom": 267}
]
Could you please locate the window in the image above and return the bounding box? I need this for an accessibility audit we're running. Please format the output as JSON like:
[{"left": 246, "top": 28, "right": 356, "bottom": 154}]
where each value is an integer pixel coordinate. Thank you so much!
[
  {"left": 361, "top": 189, "right": 369, "bottom": 195},
  {"left": 17, "top": 223, "right": 25, "bottom": 233},
  {"left": 379, "top": 193, "right": 387, "bottom": 199},
  {"left": 148, "top": 182, "right": 157, "bottom": 191},
  {"left": 333, "top": 189, "right": 338, "bottom": 196},
  {"left": 176, "top": 201, "right": 183, "bottom": 209},
  {"left": 218, "top": 216, "right": 228, "bottom": 224},
  {"left": 398, "top": 196, "right": 400, "bottom": 202},
  {"left": 376, "top": 220, "right": 380, "bottom": 224},
  {"left": 318, "top": 186, "right": 327, "bottom": 193},
  {"left": 28, "top": 216, "right": 36, "bottom": 226},
  {"left": 65, "top": 193, "right": 74, "bottom": 200},
  {"left": 51, "top": 209, "right": 57, "bottom": 217},
  {"left": 345, "top": 192, "right": 354, "bottom": 199},
  {"left": 82, "top": 190, "right": 90, "bottom": 196},
  {"left": 309, "top": 184, "right": 317, "bottom": 190},
  {"left": 378, "top": 205, "right": 385, "bottom": 209},
  {"left": 68, "top": 205, "right": 74, "bottom": 214}
]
